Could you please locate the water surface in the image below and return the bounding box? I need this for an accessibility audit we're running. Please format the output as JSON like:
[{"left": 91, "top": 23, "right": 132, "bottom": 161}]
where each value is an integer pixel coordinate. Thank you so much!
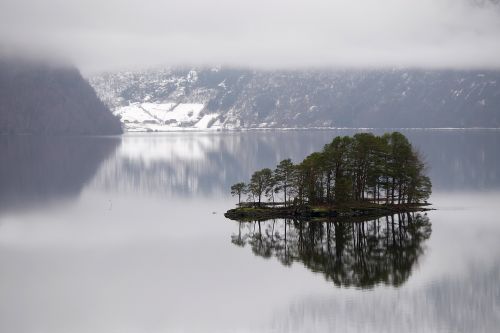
[{"left": 0, "top": 130, "right": 499, "bottom": 333}]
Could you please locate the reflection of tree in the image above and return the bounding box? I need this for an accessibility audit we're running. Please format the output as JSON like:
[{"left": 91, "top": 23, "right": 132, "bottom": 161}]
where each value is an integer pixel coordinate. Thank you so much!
[
  {"left": 231, "top": 223, "right": 246, "bottom": 247},
  {"left": 230, "top": 213, "right": 431, "bottom": 288}
]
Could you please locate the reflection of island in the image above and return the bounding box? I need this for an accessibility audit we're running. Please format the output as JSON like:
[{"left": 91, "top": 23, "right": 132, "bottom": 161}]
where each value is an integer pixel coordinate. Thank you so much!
[
  {"left": 0, "top": 136, "right": 120, "bottom": 212},
  {"left": 231, "top": 212, "right": 431, "bottom": 288}
]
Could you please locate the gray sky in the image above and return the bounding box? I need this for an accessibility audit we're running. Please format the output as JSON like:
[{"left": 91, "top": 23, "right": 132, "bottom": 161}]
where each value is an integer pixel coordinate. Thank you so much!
[{"left": 1, "top": 0, "right": 500, "bottom": 73}]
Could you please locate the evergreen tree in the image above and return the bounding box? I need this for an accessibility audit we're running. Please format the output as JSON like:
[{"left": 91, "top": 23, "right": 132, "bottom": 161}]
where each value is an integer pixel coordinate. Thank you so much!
[
  {"left": 230, "top": 182, "right": 247, "bottom": 204},
  {"left": 238, "top": 132, "right": 431, "bottom": 206},
  {"left": 274, "top": 159, "right": 295, "bottom": 206},
  {"left": 249, "top": 168, "right": 272, "bottom": 206}
]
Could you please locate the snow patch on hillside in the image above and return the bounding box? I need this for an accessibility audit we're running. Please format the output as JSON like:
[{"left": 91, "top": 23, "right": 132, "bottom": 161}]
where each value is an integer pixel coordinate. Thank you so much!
[
  {"left": 195, "top": 114, "right": 219, "bottom": 129},
  {"left": 168, "top": 103, "right": 205, "bottom": 123},
  {"left": 113, "top": 102, "right": 217, "bottom": 131},
  {"left": 115, "top": 104, "right": 155, "bottom": 123},
  {"left": 141, "top": 103, "right": 177, "bottom": 121}
]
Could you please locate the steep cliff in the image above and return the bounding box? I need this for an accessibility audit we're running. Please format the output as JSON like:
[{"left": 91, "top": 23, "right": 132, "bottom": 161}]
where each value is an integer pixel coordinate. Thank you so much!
[{"left": 0, "top": 58, "right": 122, "bottom": 135}]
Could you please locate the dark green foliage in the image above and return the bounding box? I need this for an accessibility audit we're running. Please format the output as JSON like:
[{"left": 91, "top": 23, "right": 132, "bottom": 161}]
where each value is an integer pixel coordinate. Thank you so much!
[
  {"left": 248, "top": 168, "right": 273, "bottom": 205},
  {"left": 230, "top": 182, "right": 246, "bottom": 204},
  {"left": 231, "top": 132, "right": 432, "bottom": 206},
  {"left": 274, "top": 159, "right": 295, "bottom": 206}
]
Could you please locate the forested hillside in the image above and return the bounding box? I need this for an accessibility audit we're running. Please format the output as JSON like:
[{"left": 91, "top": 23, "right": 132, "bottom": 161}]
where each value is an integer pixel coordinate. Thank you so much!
[
  {"left": 0, "top": 58, "right": 122, "bottom": 135},
  {"left": 91, "top": 68, "right": 500, "bottom": 130}
]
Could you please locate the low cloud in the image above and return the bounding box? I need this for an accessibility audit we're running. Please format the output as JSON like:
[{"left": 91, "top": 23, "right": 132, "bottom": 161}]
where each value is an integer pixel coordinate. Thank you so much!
[{"left": 1, "top": 0, "right": 500, "bottom": 73}]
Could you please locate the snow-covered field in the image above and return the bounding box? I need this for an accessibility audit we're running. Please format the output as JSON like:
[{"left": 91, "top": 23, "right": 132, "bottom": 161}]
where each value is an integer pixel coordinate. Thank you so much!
[{"left": 113, "top": 102, "right": 221, "bottom": 131}]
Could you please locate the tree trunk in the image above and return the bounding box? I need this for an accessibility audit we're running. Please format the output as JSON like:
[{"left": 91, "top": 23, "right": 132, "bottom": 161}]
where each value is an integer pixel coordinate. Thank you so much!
[
  {"left": 391, "top": 178, "right": 396, "bottom": 204},
  {"left": 284, "top": 186, "right": 287, "bottom": 207}
]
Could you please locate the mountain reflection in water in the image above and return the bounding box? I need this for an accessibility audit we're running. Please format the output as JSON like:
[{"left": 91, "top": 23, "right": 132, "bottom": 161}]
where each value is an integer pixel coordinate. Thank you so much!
[
  {"left": 0, "top": 136, "right": 120, "bottom": 212},
  {"left": 91, "top": 130, "right": 500, "bottom": 198},
  {"left": 0, "top": 131, "right": 498, "bottom": 333},
  {"left": 231, "top": 212, "right": 432, "bottom": 288}
]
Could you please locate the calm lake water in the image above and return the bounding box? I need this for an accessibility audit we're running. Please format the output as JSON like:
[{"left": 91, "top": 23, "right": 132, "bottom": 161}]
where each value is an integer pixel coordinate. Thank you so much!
[{"left": 1, "top": 130, "right": 499, "bottom": 333}]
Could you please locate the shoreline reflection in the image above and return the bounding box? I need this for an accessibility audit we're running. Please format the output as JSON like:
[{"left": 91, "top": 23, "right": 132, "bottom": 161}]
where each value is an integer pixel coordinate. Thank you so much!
[
  {"left": 231, "top": 212, "right": 432, "bottom": 288},
  {"left": 0, "top": 136, "right": 120, "bottom": 213}
]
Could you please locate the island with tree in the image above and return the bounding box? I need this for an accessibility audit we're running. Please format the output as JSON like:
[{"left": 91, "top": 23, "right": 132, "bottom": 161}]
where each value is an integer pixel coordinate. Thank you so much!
[{"left": 225, "top": 132, "right": 432, "bottom": 221}]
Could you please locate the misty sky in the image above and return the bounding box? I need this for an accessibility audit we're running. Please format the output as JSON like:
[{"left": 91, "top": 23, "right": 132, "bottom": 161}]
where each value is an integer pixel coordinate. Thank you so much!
[{"left": 1, "top": 0, "right": 500, "bottom": 73}]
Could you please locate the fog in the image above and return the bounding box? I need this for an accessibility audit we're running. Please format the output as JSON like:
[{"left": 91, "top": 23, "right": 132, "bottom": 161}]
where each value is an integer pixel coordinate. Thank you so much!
[{"left": 1, "top": 0, "right": 500, "bottom": 73}]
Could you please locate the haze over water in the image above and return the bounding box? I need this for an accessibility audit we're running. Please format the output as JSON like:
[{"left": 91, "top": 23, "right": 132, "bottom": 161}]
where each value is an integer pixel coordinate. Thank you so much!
[{"left": 0, "top": 129, "right": 499, "bottom": 332}]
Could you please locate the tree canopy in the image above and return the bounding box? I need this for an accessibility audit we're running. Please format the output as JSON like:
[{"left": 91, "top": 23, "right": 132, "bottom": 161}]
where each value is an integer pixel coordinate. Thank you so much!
[{"left": 232, "top": 132, "right": 431, "bottom": 206}]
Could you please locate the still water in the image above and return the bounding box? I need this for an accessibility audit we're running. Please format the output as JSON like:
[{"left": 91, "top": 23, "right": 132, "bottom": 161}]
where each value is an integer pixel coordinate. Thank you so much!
[{"left": 0, "top": 130, "right": 499, "bottom": 333}]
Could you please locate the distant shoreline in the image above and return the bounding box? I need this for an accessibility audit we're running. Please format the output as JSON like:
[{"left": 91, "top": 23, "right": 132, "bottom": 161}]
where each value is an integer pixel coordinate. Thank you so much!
[{"left": 119, "top": 127, "right": 500, "bottom": 133}]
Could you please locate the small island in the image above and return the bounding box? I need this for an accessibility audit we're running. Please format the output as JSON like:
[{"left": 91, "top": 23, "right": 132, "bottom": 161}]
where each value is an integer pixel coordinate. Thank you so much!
[{"left": 225, "top": 132, "right": 432, "bottom": 222}]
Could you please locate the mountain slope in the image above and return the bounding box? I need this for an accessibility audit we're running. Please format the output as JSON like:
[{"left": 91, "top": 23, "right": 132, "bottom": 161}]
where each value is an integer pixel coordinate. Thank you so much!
[
  {"left": 90, "top": 68, "right": 500, "bottom": 130},
  {"left": 0, "top": 58, "right": 122, "bottom": 135}
]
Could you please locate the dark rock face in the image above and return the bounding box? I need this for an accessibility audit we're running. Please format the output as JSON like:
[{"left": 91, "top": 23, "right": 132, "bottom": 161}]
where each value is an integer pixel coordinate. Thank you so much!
[
  {"left": 91, "top": 68, "right": 500, "bottom": 129},
  {"left": 0, "top": 58, "right": 122, "bottom": 135}
]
